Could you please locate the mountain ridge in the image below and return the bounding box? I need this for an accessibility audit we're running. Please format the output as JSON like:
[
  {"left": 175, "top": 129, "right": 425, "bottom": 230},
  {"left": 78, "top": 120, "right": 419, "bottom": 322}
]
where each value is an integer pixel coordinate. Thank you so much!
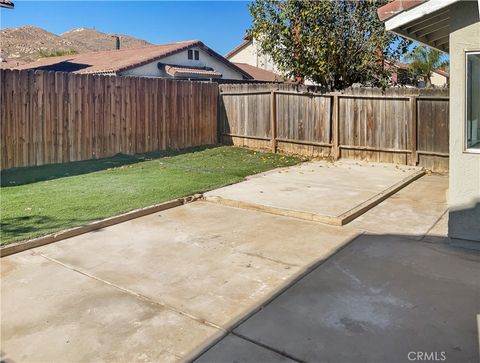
[{"left": 0, "top": 26, "right": 152, "bottom": 66}]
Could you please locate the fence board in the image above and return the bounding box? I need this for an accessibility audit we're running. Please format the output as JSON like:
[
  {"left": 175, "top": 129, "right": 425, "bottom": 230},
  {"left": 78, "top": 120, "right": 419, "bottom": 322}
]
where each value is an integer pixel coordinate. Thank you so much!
[
  {"left": 1, "top": 69, "right": 218, "bottom": 169},
  {"left": 219, "top": 84, "right": 449, "bottom": 171}
]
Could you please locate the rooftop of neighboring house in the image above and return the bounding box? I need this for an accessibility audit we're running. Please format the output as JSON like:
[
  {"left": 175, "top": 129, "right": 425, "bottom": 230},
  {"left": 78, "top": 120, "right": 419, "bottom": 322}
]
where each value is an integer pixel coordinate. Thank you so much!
[
  {"left": 233, "top": 63, "right": 284, "bottom": 82},
  {"left": 385, "top": 59, "right": 449, "bottom": 78},
  {"left": 0, "top": 0, "right": 14, "bottom": 9},
  {"left": 14, "top": 40, "right": 253, "bottom": 79}
]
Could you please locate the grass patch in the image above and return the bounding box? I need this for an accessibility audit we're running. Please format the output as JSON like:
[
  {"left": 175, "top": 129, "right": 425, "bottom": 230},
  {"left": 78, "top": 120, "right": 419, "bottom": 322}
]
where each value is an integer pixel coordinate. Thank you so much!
[{"left": 1, "top": 146, "right": 302, "bottom": 245}]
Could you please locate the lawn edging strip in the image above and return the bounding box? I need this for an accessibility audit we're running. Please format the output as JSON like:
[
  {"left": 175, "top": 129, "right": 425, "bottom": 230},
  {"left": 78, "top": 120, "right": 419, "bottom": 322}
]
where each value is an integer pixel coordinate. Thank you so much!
[{"left": 0, "top": 194, "right": 202, "bottom": 258}]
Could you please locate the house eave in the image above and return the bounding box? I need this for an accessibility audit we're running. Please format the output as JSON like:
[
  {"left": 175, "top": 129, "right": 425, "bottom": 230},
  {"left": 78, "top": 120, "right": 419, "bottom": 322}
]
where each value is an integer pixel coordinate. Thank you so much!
[{"left": 381, "top": 0, "right": 463, "bottom": 53}]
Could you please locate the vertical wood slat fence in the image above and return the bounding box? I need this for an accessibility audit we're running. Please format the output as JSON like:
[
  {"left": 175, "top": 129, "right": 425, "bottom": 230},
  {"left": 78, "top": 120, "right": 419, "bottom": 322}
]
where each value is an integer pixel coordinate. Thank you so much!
[
  {"left": 1, "top": 69, "right": 218, "bottom": 169},
  {"left": 218, "top": 84, "right": 449, "bottom": 172}
]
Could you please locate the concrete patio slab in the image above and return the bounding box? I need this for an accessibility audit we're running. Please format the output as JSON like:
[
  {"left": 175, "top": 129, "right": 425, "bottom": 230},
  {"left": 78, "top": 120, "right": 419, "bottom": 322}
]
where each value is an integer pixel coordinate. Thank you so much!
[
  {"left": 2, "top": 166, "right": 459, "bottom": 363},
  {"left": 198, "top": 235, "right": 480, "bottom": 363},
  {"left": 33, "top": 202, "right": 357, "bottom": 329},
  {"left": 205, "top": 160, "right": 423, "bottom": 225},
  {"left": 348, "top": 174, "right": 448, "bottom": 237},
  {"left": 1, "top": 253, "right": 219, "bottom": 363},
  {"left": 1, "top": 202, "right": 357, "bottom": 362}
]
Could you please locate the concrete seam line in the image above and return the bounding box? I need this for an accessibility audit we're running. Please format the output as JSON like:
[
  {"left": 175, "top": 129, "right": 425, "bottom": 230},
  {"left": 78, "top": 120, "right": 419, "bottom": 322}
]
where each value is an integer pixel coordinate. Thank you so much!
[
  {"left": 38, "top": 253, "right": 225, "bottom": 332},
  {"left": 0, "top": 195, "right": 202, "bottom": 258},
  {"left": 231, "top": 331, "right": 305, "bottom": 363},
  {"left": 183, "top": 231, "right": 366, "bottom": 363},
  {"left": 237, "top": 250, "right": 300, "bottom": 268},
  {"left": 422, "top": 208, "right": 449, "bottom": 240}
]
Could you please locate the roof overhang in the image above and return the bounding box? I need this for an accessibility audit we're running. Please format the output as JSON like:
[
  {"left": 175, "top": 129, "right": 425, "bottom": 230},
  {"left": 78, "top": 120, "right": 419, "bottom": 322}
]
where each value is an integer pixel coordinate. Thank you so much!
[
  {"left": 0, "top": 0, "right": 14, "bottom": 9},
  {"left": 379, "top": 0, "right": 469, "bottom": 53}
]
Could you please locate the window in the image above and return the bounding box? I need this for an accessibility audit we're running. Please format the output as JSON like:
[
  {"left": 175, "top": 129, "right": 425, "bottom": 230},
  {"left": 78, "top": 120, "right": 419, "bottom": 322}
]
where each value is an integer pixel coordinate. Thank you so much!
[
  {"left": 188, "top": 49, "right": 193, "bottom": 60},
  {"left": 194, "top": 50, "right": 199, "bottom": 60},
  {"left": 466, "top": 51, "right": 480, "bottom": 152}
]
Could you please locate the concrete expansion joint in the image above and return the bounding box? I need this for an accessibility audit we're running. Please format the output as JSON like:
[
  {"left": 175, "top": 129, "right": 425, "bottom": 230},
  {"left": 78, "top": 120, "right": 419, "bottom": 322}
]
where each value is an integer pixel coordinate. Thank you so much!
[
  {"left": 231, "top": 331, "right": 305, "bottom": 362},
  {"left": 237, "top": 250, "right": 299, "bottom": 268},
  {"left": 37, "top": 253, "right": 225, "bottom": 332}
]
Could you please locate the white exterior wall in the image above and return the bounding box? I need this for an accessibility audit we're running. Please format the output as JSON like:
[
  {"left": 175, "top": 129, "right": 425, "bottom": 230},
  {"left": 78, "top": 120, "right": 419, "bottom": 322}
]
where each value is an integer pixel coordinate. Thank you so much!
[
  {"left": 227, "top": 40, "right": 318, "bottom": 84},
  {"left": 430, "top": 72, "right": 448, "bottom": 87},
  {"left": 120, "top": 46, "right": 244, "bottom": 80},
  {"left": 227, "top": 40, "right": 277, "bottom": 72},
  {"left": 448, "top": 1, "right": 480, "bottom": 243}
]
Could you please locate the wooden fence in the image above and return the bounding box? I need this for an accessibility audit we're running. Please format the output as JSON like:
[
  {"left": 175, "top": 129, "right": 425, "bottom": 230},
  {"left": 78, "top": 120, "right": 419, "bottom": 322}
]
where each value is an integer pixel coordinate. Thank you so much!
[
  {"left": 219, "top": 84, "right": 449, "bottom": 171},
  {"left": 1, "top": 69, "right": 218, "bottom": 169}
]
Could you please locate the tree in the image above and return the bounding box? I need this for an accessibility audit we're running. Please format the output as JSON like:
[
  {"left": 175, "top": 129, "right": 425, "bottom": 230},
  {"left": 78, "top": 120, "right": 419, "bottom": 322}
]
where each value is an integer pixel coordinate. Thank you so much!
[
  {"left": 248, "top": 0, "right": 410, "bottom": 90},
  {"left": 405, "top": 45, "right": 448, "bottom": 87}
]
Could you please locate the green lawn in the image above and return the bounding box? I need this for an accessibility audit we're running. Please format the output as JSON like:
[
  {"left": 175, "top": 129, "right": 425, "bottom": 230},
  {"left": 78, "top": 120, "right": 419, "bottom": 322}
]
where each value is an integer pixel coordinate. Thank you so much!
[{"left": 1, "top": 146, "right": 302, "bottom": 245}]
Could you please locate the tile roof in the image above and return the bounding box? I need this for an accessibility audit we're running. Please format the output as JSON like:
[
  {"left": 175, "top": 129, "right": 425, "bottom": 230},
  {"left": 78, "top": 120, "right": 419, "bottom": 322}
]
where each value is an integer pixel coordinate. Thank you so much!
[
  {"left": 15, "top": 41, "right": 201, "bottom": 74},
  {"left": 164, "top": 65, "right": 223, "bottom": 78},
  {"left": 15, "top": 40, "right": 253, "bottom": 79},
  {"left": 0, "top": 0, "right": 14, "bottom": 8},
  {"left": 233, "top": 63, "right": 284, "bottom": 82},
  {"left": 377, "top": 0, "right": 427, "bottom": 22}
]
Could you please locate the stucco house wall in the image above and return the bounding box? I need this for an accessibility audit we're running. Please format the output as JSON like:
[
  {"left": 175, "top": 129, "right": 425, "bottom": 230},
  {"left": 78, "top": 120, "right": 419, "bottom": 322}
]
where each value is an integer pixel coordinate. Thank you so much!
[
  {"left": 430, "top": 71, "right": 448, "bottom": 87},
  {"left": 120, "top": 46, "right": 245, "bottom": 80},
  {"left": 448, "top": 1, "right": 480, "bottom": 243},
  {"left": 227, "top": 40, "right": 277, "bottom": 72}
]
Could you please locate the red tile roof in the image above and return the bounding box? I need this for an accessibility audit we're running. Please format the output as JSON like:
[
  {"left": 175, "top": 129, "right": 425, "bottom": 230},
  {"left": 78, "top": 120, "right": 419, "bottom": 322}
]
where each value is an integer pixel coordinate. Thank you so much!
[
  {"left": 377, "top": 0, "right": 427, "bottom": 22},
  {"left": 15, "top": 40, "right": 253, "bottom": 79},
  {"left": 433, "top": 68, "right": 449, "bottom": 78},
  {"left": 15, "top": 41, "right": 200, "bottom": 74},
  {"left": 233, "top": 63, "right": 284, "bottom": 82}
]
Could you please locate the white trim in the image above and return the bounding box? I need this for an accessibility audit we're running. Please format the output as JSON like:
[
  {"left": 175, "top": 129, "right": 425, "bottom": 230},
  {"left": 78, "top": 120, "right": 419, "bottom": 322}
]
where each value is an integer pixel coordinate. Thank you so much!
[
  {"left": 465, "top": 148, "right": 480, "bottom": 154},
  {"left": 465, "top": 51, "right": 480, "bottom": 154},
  {"left": 385, "top": 0, "right": 459, "bottom": 31}
]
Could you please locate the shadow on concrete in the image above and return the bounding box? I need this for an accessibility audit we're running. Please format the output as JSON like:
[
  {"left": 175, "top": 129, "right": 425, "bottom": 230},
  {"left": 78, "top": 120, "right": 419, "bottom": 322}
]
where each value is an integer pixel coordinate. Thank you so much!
[
  {"left": 195, "top": 231, "right": 480, "bottom": 363},
  {"left": 449, "top": 200, "right": 480, "bottom": 247},
  {"left": 0, "top": 214, "right": 92, "bottom": 245},
  {"left": 1, "top": 145, "right": 218, "bottom": 187}
]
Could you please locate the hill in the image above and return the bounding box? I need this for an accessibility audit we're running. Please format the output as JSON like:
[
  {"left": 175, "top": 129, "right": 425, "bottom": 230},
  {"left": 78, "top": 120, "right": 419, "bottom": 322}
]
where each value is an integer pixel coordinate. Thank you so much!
[{"left": 0, "top": 26, "right": 151, "bottom": 66}]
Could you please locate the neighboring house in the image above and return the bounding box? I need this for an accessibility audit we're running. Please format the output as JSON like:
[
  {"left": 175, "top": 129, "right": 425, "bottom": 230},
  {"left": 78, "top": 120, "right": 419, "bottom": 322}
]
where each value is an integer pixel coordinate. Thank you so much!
[
  {"left": 227, "top": 37, "right": 318, "bottom": 84},
  {"left": 233, "top": 62, "right": 284, "bottom": 82},
  {"left": 0, "top": 0, "right": 14, "bottom": 9},
  {"left": 387, "top": 59, "right": 449, "bottom": 87},
  {"left": 226, "top": 36, "right": 277, "bottom": 73},
  {"left": 378, "top": 0, "right": 480, "bottom": 247},
  {"left": 430, "top": 68, "right": 449, "bottom": 87},
  {"left": 15, "top": 40, "right": 253, "bottom": 81}
]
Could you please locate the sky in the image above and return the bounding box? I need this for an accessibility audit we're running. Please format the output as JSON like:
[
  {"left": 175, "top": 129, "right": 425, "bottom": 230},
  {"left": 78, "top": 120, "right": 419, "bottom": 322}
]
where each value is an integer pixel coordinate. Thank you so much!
[{"left": 0, "top": 1, "right": 253, "bottom": 55}]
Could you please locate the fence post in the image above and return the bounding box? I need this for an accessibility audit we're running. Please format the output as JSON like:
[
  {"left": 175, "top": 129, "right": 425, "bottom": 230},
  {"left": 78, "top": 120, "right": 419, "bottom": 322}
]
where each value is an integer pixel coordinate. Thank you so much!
[
  {"left": 410, "top": 96, "right": 418, "bottom": 165},
  {"left": 332, "top": 93, "right": 340, "bottom": 160},
  {"left": 270, "top": 90, "right": 277, "bottom": 153}
]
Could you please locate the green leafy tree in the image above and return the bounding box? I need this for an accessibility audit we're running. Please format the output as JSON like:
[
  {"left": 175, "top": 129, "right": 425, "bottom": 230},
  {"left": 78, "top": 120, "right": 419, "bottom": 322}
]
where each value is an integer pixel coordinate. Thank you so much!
[
  {"left": 248, "top": 0, "right": 410, "bottom": 90},
  {"left": 405, "top": 45, "right": 448, "bottom": 87}
]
